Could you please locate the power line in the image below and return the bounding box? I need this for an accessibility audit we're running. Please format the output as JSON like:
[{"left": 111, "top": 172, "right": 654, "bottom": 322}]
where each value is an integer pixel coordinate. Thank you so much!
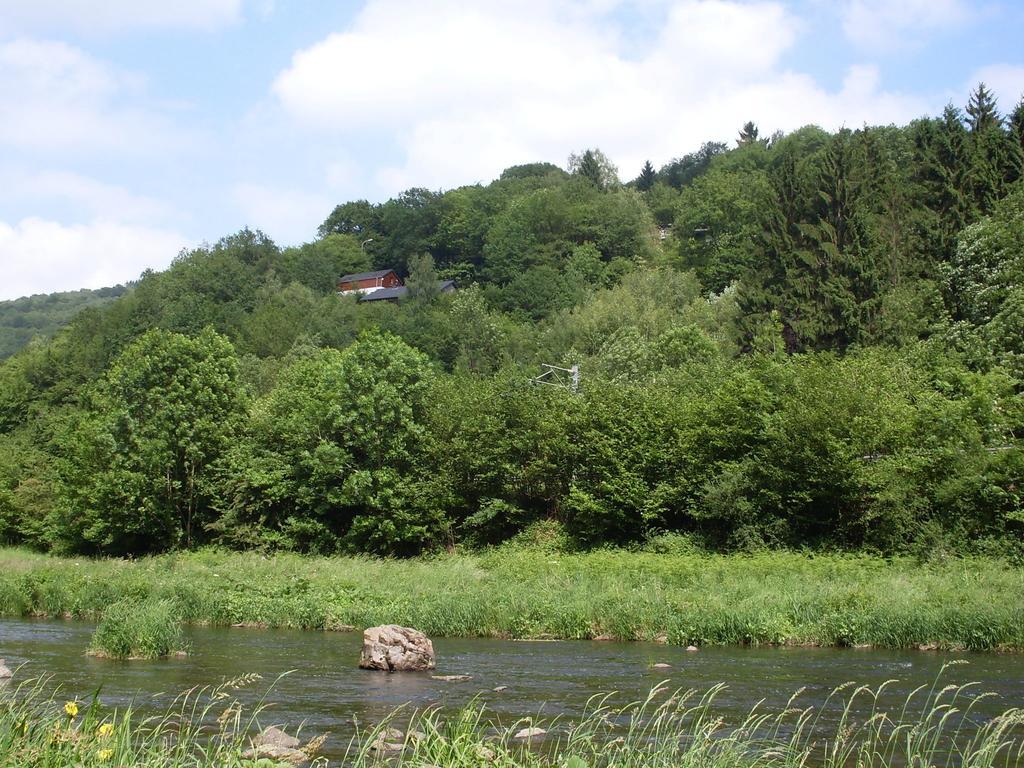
[{"left": 531, "top": 363, "right": 580, "bottom": 394}]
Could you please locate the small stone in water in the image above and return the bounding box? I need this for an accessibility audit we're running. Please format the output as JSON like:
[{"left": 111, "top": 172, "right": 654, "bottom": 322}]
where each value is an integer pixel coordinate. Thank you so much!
[
  {"left": 431, "top": 674, "right": 472, "bottom": 682},
  {"left": 243, "top": 726, "right": 307, "bottom": 764},
  {"left": 254, "top": 726, "right": 300, "bottom": 749},
  {"left": 493, "top": 685, "right": 508, "bottom": 692},
  {"left": 514, "top": 727, "right": 547, "bottom": 739},
  {"left": 370, "top": 740, "right": 404, "bottom": 753},
  {"left": 653, "top": 662, "right": 672, "bottom": 668},
  {"left": 686, "top": 645, "right": 699, "bottom": 652},
  {"left": 369, "top": 731, "right": 404, "bottom": 753}
]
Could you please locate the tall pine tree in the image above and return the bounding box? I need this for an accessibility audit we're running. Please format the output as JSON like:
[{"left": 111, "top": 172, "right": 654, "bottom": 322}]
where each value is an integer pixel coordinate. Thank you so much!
[
  {"left": 738, "top": 142, "right": 808, "bottom": 353},
  {"left": 740, "top": 131, "right": 875, "bottom": 352},
  {"left": 963, "top": 85, "right": 1024, "bottom": 214},
  {"left": 737, "top": 121, "right": 760, "bottom": 146},
  {"left": 912, "top": 105, "right": 974, "bottom": 264},
  {"left": 1010, "top": 96, "right": 1024, "bottom": 151},
  {"left": 636, "top": 160, "right": 656, "bottom": 192},
  {"left": 568, "top": 148, "right": 618, "bottom": 191},
  {"left": 966, "top": 82, "right": 1000, "bottom": 133},
  {"left": 794, "top": 130, "right": 874, "bottom": 350}
]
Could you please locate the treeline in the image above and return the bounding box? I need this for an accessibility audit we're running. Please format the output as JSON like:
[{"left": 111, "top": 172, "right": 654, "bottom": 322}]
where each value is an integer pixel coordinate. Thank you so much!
[
  {"left": 0, "top": 285, "right": 128, "bottom": 361},
  {"left": 0, "top": 85, "right": 1022, "bottom": 558}
]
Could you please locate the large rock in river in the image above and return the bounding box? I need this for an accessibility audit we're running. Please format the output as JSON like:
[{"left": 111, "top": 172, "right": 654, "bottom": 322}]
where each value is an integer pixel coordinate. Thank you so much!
[
  {"left": 0, "top": 660, "right": 12, "bottom": 679},
  {"left": 359, "top": 625, "right": 435, "bottom": 671}
]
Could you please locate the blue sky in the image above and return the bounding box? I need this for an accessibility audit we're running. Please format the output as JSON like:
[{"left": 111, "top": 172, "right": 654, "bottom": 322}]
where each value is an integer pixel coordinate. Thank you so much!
[{"left": 1, "top": 0, "right": 1022, "bottom": 299}]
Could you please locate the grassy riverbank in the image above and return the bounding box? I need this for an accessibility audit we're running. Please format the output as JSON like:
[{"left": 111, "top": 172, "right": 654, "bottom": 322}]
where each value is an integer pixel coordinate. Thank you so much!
[
  {"left": 0, "top": 673, "right": 315, "bottom": 767},
  {"left": 1, "top": 546, "right": 1023, "bottom": 650},
  {"left": 2, "top": 671, "right": 1023, "bottom": 768}
]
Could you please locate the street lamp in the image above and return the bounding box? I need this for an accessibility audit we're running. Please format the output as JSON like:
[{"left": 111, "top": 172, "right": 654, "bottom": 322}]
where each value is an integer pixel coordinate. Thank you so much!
[{"left": 361, "top": 238, "right": 374, "bottom": 250}]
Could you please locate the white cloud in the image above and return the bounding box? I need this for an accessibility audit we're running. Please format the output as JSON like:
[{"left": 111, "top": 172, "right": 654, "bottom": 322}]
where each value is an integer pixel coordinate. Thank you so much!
[
  {"left": 232, "top": 183, "right": 334, "bottom": 245},
  {"left": 841, "top": 0, "right": 970, "bottom": 52},
  {"left": 0, "top": 38, "right": 186, "bottom": 155},
  {"left": 272, "top": 0, "right": 928, "bottom": 193},
  {"left": 325, "top": 155, "right": 360, "bottom": 191},
  {"left": 0, "top": 170, "right": 177, "bottom": 224},
  {"left": 0, "top": 218, "right": 190, "bottom": 300},
  {"left": 0, "top": 0, "right": 242, "bottom": 33}
]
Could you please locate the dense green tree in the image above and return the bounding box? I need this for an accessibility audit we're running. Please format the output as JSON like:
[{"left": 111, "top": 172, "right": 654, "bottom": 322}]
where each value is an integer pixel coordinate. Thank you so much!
[
  {"left": 944, "top": 186, "right": 1024, "bottom": 326},
  {"left": 240, "top": 281, "right": 323, "bottom": 358},
  {"left": 214, "top": 331, "right": 443, "bottom": 555},
  {"left": 496, "top": 265, "right": 577, "bottom": 320},
  {"left": 500, "top": 162, "right": 567, "bottom": 181},
  {"left": 674, "top": 163, "right": 772, "bottom": 293},
  {"left": 568, "top": 148, "right": 619, "bottom": 191},
  {"left": 0, "top": 430, "right": 57, "bottom": 547},
  {"left": 430, "top": 187, "right": 490, "bottom": 269},
  {"left": 481, "top": 182, "right": 655, "bottom": 286},
  {"left": 405, "top": 253, "right": 441, "bottom": 302},
  {"left": 54, "top": 328, "right": 244, "bottom": 554},
  {"left": 659, "top": 141, "right": 728, "bottom": 189},
  {"left": 855, "top": 126, "right": 931, "bottom": 292},
  {"left": 427, "top": 372, "right": 576, "bottom": 542},
  {"left": 318, "top": 199, "right": 380, "bottom": 238},
  {"left": 644, "top": 182, "right": 680, "bottom": 228},
  {"left": 386, "top": 189, "right": 442, "bottom": 269},
  {"left": 447, "top": 285, "right": 507, "bottom": 374},
  {"left": 278, "top": 234, "right": 370, "bottom": 294}
]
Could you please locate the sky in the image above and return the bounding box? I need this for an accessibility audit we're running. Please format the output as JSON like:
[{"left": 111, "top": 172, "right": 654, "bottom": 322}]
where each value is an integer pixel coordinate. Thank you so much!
[{"left": 1, "top": 0, "right": 1023, "bottom": 300}]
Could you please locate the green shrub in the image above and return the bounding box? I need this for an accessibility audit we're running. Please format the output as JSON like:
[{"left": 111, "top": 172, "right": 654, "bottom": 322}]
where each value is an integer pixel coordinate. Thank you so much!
[
  {"left": 88, "top": 599, "right": 187, "bottom": 660},
  {"left": 505, "top": 519, "right": 574, "bottom": 553},
  {"left": 641, "top": 531, "right": 700, "bottom": 555}
]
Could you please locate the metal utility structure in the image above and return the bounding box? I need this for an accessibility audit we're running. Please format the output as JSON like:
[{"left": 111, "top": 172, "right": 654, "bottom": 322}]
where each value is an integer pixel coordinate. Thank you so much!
[{"left": 531, "top": 363, "right": 580, "bottom": 394}]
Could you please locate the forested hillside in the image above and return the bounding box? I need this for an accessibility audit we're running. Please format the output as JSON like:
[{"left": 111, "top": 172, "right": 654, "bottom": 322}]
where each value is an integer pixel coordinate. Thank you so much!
[
  {"left": 0, "top": 285, "right": 129, "bottom": 360},
  {"left": 1, "top": 85, "right": 1022, "bottom": 559}
]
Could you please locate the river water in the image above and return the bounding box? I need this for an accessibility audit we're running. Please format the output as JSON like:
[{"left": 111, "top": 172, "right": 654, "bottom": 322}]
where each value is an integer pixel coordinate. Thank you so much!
[{"left": 3, "top": 618, "right": 1024, "bottom": 760}]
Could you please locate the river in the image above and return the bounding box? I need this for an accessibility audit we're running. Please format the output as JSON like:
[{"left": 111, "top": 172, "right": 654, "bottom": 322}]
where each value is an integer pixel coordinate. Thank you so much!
[{"left": 2, "top": 618, "right": 1023, "bottom": 760}]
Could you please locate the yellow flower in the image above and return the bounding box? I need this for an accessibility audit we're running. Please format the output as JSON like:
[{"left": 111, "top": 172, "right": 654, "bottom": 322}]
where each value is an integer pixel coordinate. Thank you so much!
[
  {"left": 97, "top": 723, "right": 114, "bottom": 738},
  {"left": 64, "top": 701, "right": 78, "bottom": 718},
  {"left": 97, "top": 747, "right": 114, "bottom": 761}
]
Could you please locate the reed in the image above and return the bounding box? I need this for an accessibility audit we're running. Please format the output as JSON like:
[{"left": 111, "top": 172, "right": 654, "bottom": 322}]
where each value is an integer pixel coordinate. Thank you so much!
[
  {"left": 2, "top": 666, "right": 1022, "bottom": 768},
  {"left": 345, "top": 664, "right": 1024, "bottom": 768},
  {"left": 87, "top": 598, "right": 188, "bottom": 660},
  {"left": 2, "top": 545, "right": 1023, "bottom": 650}
]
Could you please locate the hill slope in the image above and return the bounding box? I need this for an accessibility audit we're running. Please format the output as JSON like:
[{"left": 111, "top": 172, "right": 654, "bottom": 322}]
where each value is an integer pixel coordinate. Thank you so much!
[
  {"left": 1, "top": 91, "right": 1022, "bottom": 559},
  {"left": 0, "top": 285, "right": 129, "bottom": 360}
]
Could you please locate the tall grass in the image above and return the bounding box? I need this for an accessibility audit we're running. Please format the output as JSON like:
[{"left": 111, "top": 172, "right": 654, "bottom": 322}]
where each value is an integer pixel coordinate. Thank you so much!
[
  {"left": 88, "top": 599, "right": 188, "bottom": 660},
  {"left": 0, "top": 672, "right": 326, "bottom": 767},
  {"left": 2, "top": 666, "right": 1022, "bottom": 767},
  {"left": 1, "top": 546, "right": 1023, "bottom": 650},
  {"left": 346, "top": 666, "right": 1024, "bottom": 768}
]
